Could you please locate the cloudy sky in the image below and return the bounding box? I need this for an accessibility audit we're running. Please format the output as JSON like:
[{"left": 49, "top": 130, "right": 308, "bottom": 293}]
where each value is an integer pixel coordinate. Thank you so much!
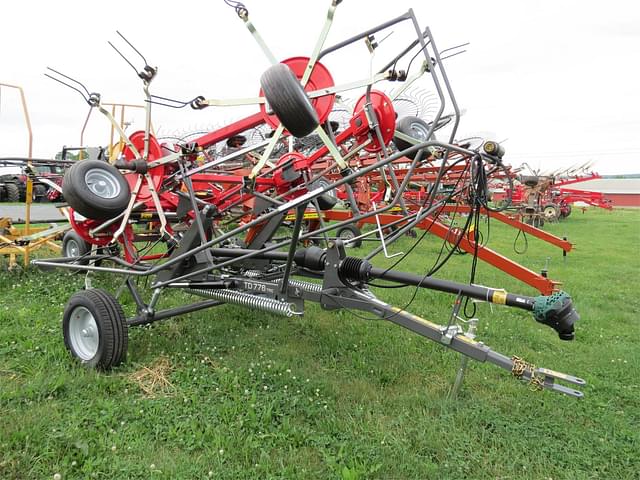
[{"left": 1, "top": 0, "right": 638, "bottom": 175}]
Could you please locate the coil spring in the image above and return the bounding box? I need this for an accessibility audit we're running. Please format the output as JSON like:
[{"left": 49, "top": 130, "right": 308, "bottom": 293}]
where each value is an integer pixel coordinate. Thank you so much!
[
  {"left": 188, "top": 289, "right": 294, "bottom": 317},
  {"left": 279, "top": 278, "right": 323, "bottom": 294},
  {"left": 244, "top": 270, "right": 264, "bottom": 278}
]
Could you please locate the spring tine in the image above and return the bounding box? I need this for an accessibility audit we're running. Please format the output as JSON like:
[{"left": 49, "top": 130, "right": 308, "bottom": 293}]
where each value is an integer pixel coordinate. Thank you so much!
[
  {"left": 145, "top": 98, "right": 184, "bottom": 109},
  {"left": 116, "top": 30, "right": 149, "bottom": 66},
  {"left": 147, "top": 94, "right": 191, "bottom": 109},
  {"left": 108, "top": 40, "right": 140, "bottom": 77},
  {"left": 45, "top": 67, "right": 91, "bottom": 97},
  {"left": 44, "top": 73, "right": 90, "bottom": 103},
  {"left": 441, "top": 50, "right": 467, "bottom": 61},
  {"left": 439, "top": 42, "right": 470, "bottom": 56}
]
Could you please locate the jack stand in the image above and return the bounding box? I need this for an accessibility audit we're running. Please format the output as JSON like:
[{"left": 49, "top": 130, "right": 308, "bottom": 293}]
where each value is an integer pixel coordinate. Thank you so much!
[
  {"left": 448, "top": 316, "right": 479, "bottom": 400},
  {"left": 541, "top": 257, "right": 550, "bottom": 278}
]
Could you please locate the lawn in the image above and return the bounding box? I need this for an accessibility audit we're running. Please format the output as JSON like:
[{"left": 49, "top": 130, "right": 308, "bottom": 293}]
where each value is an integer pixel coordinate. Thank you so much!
[{"left": 1, "top": 208, "right": 638, "bottom": 479}]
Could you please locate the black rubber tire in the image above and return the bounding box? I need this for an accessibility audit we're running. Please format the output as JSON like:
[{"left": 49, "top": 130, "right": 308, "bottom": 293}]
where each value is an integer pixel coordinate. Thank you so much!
[
  {"left": 62, "top": 289, "right": 128, "bottom": 370},
  {"left": 62, "top": 230, "right": 92, "bottom": 263},
  {"left": 63, "top": 160, "right": 130, "bottom": 220},
  {"left": 313, "top": 176, "right": 337, "bottom": 211},
  {"left": 543, "top": 204, "right": 560, "bottom": 222},
  {"left": 375, "top": 225, "right": 399, "bottom": 238},
  {"left": 336, "top": 224, "right": 362, "bottom": 248},
  {"left": 562, "top": 204, "right": 572, "bottom": 218},
  {"left": 520, "top": 175, "right": 539, "bottom": 187},
  {"left": 260, "top": 63, "right": 319, "bottom": 138},
  {"left": 393, "top": 116, "right": 432, "bottom": 160},
  {"left": 5, "top": 183, "right": 20, "bottom": 202},
  {"left": 33, "top": 184, "right": 47, "bottom": 202}
]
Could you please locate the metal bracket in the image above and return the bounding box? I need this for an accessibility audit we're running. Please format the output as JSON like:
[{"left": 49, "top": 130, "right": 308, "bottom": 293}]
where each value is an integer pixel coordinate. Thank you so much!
[{"left": 440, "top": 324, "right": 462, "bottom": 345}]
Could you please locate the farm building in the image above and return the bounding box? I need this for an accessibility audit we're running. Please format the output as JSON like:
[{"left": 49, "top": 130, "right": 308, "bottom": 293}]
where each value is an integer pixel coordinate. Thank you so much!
[{"left": 564, "top": 178, "right": 640, "bottom": 207}]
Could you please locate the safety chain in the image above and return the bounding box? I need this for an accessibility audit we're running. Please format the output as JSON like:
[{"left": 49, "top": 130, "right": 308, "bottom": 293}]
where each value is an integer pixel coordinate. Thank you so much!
[
  {"left": 511, "top": 356, "right": 527, "bottom": 377},
  {"left": 511, "top": 356, "right": 543, "bottom": 392}
]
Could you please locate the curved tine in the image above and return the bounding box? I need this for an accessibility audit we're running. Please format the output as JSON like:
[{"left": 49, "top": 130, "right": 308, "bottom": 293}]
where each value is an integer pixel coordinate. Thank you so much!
[
  {"left": 44, "top": 73, "right": 90, "bottom": 103},
  {"left": 147, "top": 94, "right": 191, "bottom": 109},
  {"left": 108, "top": 40, "right": 140, "bottom": 77},
  {"left": 393, "top": 97, "right": 420, "bottom": 117},
  {"left": 441, "top": 50, "right": 467, "bottom": 61},
  {"left": 45, "top": 67, "right": 91, "bottom": 97},
  {"left": 439, "top": 42, "right": 470, "bottom": 56},
  {"left": 116, "top": 30, "right": 149, "bottom": 66},
  {"left": 405, "top": 41, "right": 432, "bottom": 77},
  {"left": 378, "top": 27, "right": 428, "bottom": 74},
  {"left": 145, "top": 99, "right": 185, "bottom": 109}
]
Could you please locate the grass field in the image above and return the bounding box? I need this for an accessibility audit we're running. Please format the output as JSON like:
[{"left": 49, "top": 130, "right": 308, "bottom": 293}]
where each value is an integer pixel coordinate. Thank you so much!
[{"left": 1, "top": 208, "right": 639, "bottom": 479}]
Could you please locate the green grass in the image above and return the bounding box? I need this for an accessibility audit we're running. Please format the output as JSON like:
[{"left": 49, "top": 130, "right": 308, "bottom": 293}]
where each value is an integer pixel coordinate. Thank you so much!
[{"left": 1, "top": 208, "right": 639, "bottom": 479}]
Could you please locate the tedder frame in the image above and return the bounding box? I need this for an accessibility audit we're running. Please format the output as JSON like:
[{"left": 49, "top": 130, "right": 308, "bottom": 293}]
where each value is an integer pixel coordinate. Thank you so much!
[{"left": 34, "top": 0, "right": 585, "bottom": 399}]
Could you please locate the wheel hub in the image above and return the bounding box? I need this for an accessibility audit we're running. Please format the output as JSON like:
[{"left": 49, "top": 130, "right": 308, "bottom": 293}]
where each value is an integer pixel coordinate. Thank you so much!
[
  {"left": 409, "top": 121, "right": 429, "bottom": 141},
  {"left": 66, "top": 239, "right": 80, "bottom": 257},
  {"left": 85, "top": 169, "right": 121, "bottom": 199},
  {"left": 81, "top": 327, "right": 94, "bottom": 337},
  {"left": 68, "top": 306, "right": 99, "bottom": 360}
]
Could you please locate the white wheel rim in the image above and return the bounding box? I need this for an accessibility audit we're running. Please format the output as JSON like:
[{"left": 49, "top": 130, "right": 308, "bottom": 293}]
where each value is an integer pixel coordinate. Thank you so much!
[
  {"left": 65, "top": 239, "right": 80, "bottom": 257},
  {"left": 68, "top": 306, "right": 99, "bottom": 360},
  {"left": 85, "top": 168, "right": 121, "bottom": 199},
  {"left": 339, "top": 229, "right": 355, "bottom": 240},
  {"left": 409, "top": 121, "right": 429, "bottom": 141}
]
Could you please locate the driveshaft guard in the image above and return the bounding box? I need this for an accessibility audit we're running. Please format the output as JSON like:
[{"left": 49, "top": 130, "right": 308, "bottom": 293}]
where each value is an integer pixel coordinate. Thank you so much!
[{"left": 533, "top": 291, "right": 578, "bottom": 341}]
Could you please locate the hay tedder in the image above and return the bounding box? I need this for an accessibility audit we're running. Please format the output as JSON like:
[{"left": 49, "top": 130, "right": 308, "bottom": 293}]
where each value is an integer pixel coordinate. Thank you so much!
[
  {"left": 491, "top": 168, "right": 613, "bottom": 227},
  {"left": 34, "top": 0, "right": 585, "bottom": 398}
]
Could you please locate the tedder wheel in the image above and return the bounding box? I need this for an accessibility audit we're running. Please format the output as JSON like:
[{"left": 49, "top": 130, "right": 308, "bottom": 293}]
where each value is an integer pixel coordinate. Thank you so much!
[
  {"left": 336, "top": 224, "right": 362, "bottom": 248},
  {"left": 260, "top": 63, "right": 319, "bottom": 138},
  {"left": 543, "top": 204, "right": 560, "bottom": 222},
  {"left": 62, "top": 230, "right": 91, "bottom": 262},
  {"left": 6, "top": 183, "right": 20, "bottom": 202},
  {"left": 375, "top": 225, "right": 399, "bottom": 238},
  {"left": 393, "top": 116, "right": 432, "bottom": 160},
  {"left": 63, "top": 160, "right": 131, "bottom": 220},
  {"left": 313, "top": 176, "right": 338, "bottom": 211},
  {"left": 561, "top": 204, "right": 572, "bottom": 218},
  {"left": 62, "top": 289, "right": 128, "bottom": 369}
]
